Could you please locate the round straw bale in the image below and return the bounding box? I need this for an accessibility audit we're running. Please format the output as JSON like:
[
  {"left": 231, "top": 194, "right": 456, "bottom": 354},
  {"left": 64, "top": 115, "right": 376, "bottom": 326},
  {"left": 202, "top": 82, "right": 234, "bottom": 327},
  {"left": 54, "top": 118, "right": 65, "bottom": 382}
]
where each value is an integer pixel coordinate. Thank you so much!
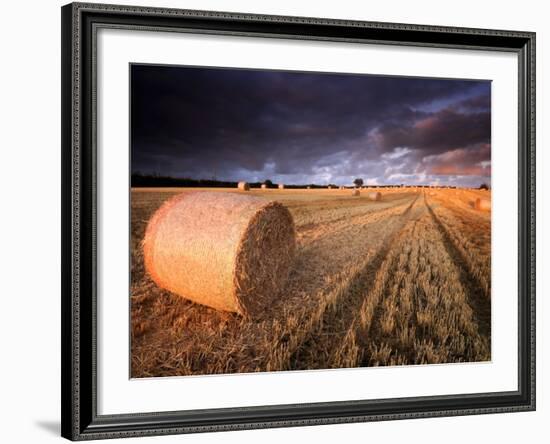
[
  {"left": 143, "top": 191, "right": 296, "bottom": 317},
  {"left": 278, "top": 184, "right": 285, "bottom": 189},
  {"left": 261, "top": 184, "right": 267, "bottom": 189},
  {"left": 475, "top": 197, "right": 491, "bottom": 211},
  {"left": 238, "top": 181, "right": 250, "bottom": 191},
  {"left": 351, "top": 189, "right": 360, "bottom": 196},
  {"left": 367, "top": 191, "right": 381, "bottom": 201}
]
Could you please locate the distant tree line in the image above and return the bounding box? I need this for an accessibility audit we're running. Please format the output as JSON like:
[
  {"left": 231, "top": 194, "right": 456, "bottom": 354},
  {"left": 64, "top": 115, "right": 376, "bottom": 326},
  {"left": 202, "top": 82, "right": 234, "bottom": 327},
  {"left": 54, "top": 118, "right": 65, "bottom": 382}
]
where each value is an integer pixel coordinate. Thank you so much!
[
  {"left": 132, "top": 174, "right": 337, "bottom": 189},
  {"left": 132, "top": 174, "right": 484, "bottom": 189},
  {"left": 132, "top": 174, "right": 238, "bottom": 188}
]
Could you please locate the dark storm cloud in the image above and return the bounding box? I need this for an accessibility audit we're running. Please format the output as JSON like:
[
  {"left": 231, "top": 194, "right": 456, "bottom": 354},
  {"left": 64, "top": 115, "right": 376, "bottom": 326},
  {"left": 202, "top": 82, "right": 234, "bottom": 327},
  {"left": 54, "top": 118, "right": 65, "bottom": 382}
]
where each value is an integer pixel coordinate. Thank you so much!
[
  {"left": 378, "top": 107, "right": 491, "bottom": 153},
  {"left": 131, "top": 65, "right": 491, "bottom": 187}
]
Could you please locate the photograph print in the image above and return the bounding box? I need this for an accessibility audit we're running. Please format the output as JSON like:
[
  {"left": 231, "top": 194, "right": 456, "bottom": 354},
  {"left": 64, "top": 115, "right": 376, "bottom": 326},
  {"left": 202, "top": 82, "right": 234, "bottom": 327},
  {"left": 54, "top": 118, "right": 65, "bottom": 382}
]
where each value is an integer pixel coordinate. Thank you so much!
[{"left": 130, "top": 64, "right": 491, "bottom": 378}]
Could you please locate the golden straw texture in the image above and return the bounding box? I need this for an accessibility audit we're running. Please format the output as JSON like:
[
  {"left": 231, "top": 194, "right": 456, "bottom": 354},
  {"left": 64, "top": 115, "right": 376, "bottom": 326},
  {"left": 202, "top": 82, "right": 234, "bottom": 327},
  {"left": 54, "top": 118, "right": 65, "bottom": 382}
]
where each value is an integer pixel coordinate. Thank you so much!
[{"left": 143, "top": 191, "right": 296, "bottom": 317}]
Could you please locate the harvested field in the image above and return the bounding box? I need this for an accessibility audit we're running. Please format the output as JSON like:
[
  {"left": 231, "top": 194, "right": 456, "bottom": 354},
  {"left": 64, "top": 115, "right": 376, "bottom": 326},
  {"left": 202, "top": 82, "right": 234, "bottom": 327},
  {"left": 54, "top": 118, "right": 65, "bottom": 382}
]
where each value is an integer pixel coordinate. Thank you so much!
[{"left": 131, "top": 187, "right": 491, "bottom": 377}]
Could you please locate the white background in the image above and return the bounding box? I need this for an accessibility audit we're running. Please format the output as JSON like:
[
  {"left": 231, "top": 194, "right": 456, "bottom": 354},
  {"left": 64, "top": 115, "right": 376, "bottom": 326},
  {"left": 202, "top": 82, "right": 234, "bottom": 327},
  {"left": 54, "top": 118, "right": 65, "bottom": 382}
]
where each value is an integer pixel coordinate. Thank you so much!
[{"left": 0, "top": 0, "right": 546, "bottom": 443}]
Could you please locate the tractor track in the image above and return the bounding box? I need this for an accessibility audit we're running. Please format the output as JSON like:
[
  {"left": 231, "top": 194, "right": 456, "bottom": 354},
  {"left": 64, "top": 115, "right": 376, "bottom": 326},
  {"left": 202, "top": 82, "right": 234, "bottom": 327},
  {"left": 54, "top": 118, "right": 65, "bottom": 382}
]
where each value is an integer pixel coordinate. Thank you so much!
[
  {"left": 289, "top": 194, "right": 420, "bottom": 370},
  {"left": 425, "top": 195, "right": 491, "bottom": 340}
]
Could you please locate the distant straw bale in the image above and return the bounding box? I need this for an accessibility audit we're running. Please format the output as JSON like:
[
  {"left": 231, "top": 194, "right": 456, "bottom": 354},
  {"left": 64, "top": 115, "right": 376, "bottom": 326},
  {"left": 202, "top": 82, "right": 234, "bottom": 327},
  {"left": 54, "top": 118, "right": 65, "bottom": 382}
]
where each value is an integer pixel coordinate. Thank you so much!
[
  {"left": 278, "top": 184, "right": 285, "bottom": 189},
  {"left": 475, "top": 198, "right": 491, "bottom": 211},
  {"left": 143, "top": 192, "right": 296, "bottom": 317},
  {"left": 261, "top": 184, "right": 267, "bottom": 189},
  {"left": 351, "top": 189, "right": 360, "bottom": 196},
  {"left": 238, "top": 181, "right": 250, "bottom": 191},
  {"left": 367, "top": 191, "right": 381, "bottom": 201}
]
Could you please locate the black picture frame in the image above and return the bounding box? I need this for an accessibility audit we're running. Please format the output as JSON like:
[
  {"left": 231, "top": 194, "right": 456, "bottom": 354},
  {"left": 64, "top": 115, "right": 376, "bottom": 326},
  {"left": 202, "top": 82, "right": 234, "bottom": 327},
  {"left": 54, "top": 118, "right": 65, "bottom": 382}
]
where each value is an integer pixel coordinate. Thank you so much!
[{"left": 61, "top": 2, "right": 536, "bottom": 440}]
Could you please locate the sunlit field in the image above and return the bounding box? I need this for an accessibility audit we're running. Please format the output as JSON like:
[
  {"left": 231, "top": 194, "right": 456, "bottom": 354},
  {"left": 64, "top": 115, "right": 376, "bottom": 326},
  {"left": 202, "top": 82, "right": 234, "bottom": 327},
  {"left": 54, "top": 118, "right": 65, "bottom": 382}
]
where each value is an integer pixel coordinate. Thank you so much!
[{"left": 131, "top": 187, "right": 491, "bottom": 378}]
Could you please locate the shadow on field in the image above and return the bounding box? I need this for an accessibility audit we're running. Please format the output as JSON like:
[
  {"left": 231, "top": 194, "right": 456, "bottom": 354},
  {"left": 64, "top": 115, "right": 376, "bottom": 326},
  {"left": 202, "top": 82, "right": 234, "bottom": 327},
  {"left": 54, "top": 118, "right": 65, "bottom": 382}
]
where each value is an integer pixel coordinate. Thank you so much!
[
  {"left": 426, "top": 200, "right": 491, "bottom": 341},
  {"left": 290, "top": 195, "right": 419, "bottom": 369}
]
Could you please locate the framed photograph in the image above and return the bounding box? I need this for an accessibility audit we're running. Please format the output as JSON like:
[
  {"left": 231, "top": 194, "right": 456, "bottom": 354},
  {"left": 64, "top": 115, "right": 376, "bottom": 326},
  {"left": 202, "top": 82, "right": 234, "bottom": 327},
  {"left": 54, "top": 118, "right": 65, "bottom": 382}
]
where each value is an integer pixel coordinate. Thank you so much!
[{"left": 61, "top": 2, "right": 535, "bottom": 440}]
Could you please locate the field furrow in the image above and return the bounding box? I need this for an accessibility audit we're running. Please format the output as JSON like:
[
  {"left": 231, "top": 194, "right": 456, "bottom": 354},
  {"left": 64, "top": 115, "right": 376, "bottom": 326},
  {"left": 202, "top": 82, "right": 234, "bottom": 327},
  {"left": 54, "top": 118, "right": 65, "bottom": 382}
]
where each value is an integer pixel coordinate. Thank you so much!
[
  {"left": 130, "top": 187, "right": 491, "bottom": 377},
  {"left": 424, "top": 198, "right": 491, "bottom": 339},
  {"left": 326, "top": 194, "right": 490, "bottom": 367},
  {"left": 290, "top": 193, "right": 416, "bottom": 228},
  {"left": 425, "top": 193, "right": 491, "bottom": 302},
  {"left": 288, "top": 195, "right": 420, "bottom": 369}
]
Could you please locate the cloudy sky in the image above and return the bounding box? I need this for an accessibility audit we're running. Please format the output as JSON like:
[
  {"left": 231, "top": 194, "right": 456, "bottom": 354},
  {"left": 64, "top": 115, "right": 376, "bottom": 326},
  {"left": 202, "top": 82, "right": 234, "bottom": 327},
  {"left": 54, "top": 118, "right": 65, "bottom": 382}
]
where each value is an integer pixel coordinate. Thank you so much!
[{"left": 131, "top": 64, "right": 491, "bottom": 187}]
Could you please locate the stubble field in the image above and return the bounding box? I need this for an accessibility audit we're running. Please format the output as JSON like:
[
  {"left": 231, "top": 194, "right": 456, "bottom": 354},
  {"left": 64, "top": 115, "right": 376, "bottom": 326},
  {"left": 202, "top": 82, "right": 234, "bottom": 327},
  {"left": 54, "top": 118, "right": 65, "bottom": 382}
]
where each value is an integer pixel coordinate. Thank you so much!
[{"left": 131, "top": 187, "right": 491, "bottom": 378}]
